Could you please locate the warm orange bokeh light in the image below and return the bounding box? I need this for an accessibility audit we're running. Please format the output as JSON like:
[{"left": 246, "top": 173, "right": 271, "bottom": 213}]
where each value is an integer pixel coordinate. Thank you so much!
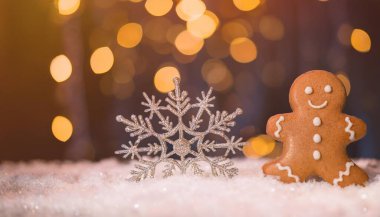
[
  {"left": 145, "top": 0, "right": 173, "bottom": 16},
  {"left": 233, "top": 0, "right": 260, "bottom": 11},
  {"left": 117, "top": 23, "right": 143, "bottom": 48},
  {"left": 201, "top": 59, "right": 233, "bottom": 91},
  {"left": 187, "top": 13, "right": 218, "bottom": 39},
  {"left": 51, "top": 116, "right": 73, "bottom": 142},
  {"left": 154, "top": 66, "right": 180, "bottom": 93},
  {"left": 351, "top": 28, "right": 371, "bottom": 53},
  {"left": 243, "top": 135, "right": 275, "bottom": 158},
  {"left": 221, "top": 20, "right": 251, "bottom": 43},
  {"left": 175, "top": 30, "right": 204, "bottom": 55},
  {"left": 50, "top": 54, "right": 72, "bottom": 82},
  {"left": 90, "top": 47, "right": 114, "bottom": 74},
  {"left": 230, "top": 37, "right": 257, "bottom": 63},
  {"left": 176, "top": 0, "right": 206, "bottom": 21},
  {"left": 57, "top": 0, "right": 80, "bottom": 15}
]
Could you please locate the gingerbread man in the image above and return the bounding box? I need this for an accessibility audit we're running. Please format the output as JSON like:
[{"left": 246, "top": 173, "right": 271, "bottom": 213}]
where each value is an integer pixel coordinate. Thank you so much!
[{"left": 263, "top": 70, "right": 368, "bottom": 187}]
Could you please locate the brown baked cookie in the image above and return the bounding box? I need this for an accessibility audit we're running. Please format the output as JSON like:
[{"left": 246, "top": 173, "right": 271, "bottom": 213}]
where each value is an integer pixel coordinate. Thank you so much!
[{"left": 263, "top": 70, "right": 368, "bottom": 187}]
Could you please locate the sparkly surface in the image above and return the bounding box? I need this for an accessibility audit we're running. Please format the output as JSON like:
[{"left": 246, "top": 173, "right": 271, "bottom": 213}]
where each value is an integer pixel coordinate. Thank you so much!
[
  {"left": 0, "top": 158, "right": 380, "bottom": 217},
  {"left": 115, "top": 78, "right": 245, "bottom": 181}
]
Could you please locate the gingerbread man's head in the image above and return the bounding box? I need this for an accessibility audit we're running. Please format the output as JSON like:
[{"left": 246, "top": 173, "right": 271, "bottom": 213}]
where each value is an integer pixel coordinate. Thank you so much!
[{"left": 289, "top": 70, "right": 347, "bottom": 113}]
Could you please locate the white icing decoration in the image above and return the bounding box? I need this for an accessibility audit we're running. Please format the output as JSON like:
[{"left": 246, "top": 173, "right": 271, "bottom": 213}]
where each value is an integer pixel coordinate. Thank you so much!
[
  {"left": 276, "top": 163, "right": 300, "bottom": 182},
  {"left": 304, "top": 86, "right": 313, "bottom": 95},
  {"left": 274, "top": 116, "right": 284, "bottom": 138},
  {"left": 345, "top": 117, "right": 355, "bottom": 141},
  {"left": 313, "top": 134, "right": 321, "bottom": 143},
  {"left": 313, "top": 117, "right": 321, "bottom": 126},
  {"left": 333, "top": 162, "right": 355, "bottom": 186},
  {"left": 324, "top": 84, "right": 332, "bottom": 93},
  {"left": 308, "top": 100, "right": 328, "bottom": 109},
  {"left": 313, "top": 150, "right": 321, "bottom": 160}
]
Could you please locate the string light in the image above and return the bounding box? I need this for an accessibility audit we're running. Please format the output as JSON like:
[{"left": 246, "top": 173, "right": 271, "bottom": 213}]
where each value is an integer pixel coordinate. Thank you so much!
[
  {"left": 51, "top": 116, "right": 73, "bottom": 142},
  {"left": 57, "top": 0, "right": 80, "bottom": 15},
  {"left": 154, "top": 66, "right": 180, "bottom": 93},
  {"left": 351, "top": 29, "right": 371, "bottom": 53},
  {"left": 117, "top": 23, "right": 143, "bottom": 48},
  {"left": 90, "top": 47, "right": 114, "bottom": 74},
  {"left": 50, "top": 55, "right": 72, "bottom": 83}
]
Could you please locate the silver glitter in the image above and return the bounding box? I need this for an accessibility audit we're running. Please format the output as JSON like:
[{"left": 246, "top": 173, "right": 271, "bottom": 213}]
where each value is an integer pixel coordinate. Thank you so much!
[{"left": 115, "top": 78, "right": 245, "bottom": 181}]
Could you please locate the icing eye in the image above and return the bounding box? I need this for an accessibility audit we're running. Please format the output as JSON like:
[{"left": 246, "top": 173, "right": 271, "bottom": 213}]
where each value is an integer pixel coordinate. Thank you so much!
[
  {"left": 324, "top": 85, "right": 332, "bottom": 93},
  {"left": 304, "top": 86, "right": 313, "bottom": 95}
]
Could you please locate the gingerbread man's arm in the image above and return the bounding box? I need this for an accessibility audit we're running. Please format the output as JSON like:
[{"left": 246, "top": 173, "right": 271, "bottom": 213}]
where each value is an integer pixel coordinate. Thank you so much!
[
  {"left": 343, "top": 115, "right": 367, "bottom": 143},
  {"left": 266, "top": 113, "right": 289, "bottom": 142}
]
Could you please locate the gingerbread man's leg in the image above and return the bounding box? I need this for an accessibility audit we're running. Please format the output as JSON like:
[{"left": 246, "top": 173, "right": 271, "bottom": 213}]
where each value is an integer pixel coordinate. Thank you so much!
[
  {"left": 317, "top": 159, "right": 369, "bottom": 187},
  {"left": 263, "top": 157, "right": 312, "bottom": 183}
]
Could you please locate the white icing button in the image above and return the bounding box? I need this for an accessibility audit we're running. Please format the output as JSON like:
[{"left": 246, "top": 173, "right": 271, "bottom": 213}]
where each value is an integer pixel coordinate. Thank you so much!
[
  {"left": 304, "top": 86, "right": 313, "bottom": 95},
  {"left": 313, "top": 117, "right": 321, "bottom": 126},
  {"left": 313, "top": 150, "right": 321, "bottom": 160},
  {"left": 324, "top": 84, "right": 332, "bottom": 93},
  {"left": 313, "top": 134, "right": 321, "bottom": 143}
]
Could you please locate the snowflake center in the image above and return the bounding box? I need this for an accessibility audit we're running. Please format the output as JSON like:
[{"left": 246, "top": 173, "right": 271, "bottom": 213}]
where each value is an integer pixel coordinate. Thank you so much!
[{"left": 173, "top": 138, "right": 191, "bottom": 157}]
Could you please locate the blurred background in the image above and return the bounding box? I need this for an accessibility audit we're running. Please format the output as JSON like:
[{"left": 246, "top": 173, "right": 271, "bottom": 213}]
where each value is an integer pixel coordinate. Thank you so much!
[{"left": 0, "top": 0, "right": 379, "bottom": 161}]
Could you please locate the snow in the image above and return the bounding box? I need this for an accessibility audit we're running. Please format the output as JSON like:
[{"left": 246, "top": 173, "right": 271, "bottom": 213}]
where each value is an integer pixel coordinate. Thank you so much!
[{"left": 0, "top": 158, "right": 379, "bottom": 217}]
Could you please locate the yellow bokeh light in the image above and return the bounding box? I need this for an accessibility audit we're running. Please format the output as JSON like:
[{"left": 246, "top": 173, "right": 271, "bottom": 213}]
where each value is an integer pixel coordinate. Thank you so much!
[
  {"left": 259, "top": 16, "right": 284, "bottom": 41},
  {"left": 90, "top": 47, "right": 114, "bottom": 74},
  {"left": 176, "top": 0, "right": 206, "bottom": 21},
  {"left": 154, "top": 66, "right": 180, "bottom": 93},
  {"left": 145, "top": 0, "right": 173, "bottom": 16},
  {"left": 50, "top": 55, "right": 72, "bottom": 82},
  {"left": 52, "top": 116, "right": 73, "bottom": 142},
  {"left": 204, "top": 10, "right": 219, "bottom": 27},
  {"left": 117, "top": 23, "right": 143, "bottom": 48},
  {"left": 350, "top": 29, "right": 371, "bottom": 53},
  {"left": 187, "top": 13, "right": 218, "bottom": 39},
  {"left": 230, "top": 37, "right": 257, "bottom": 63},
  {"left": 57, "top": 0, "right": 80, "bottom": 15},
  {"left": 243, "top": 135, "right": 275, "bottom": 158},
  {"left": 233, "top": 0, "right": 260, "bottom": 11},
  {"left": 175, "top": 30, "right": 204, "bottom": 55}
]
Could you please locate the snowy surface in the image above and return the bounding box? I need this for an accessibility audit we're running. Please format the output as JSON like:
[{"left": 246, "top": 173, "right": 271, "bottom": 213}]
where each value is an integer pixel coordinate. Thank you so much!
[{"left": 0, "top": 158, "right": 380, "bottom": 217}]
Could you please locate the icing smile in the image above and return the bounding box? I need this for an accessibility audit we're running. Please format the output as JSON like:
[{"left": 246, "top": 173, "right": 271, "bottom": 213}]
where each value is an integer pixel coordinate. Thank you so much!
[{"left": 308, "top": 100, "right": 328, "bottom": 109}]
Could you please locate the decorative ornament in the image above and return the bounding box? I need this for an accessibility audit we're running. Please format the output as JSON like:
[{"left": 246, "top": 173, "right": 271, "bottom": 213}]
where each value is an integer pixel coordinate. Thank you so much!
[{"left": 115, "top": 78, "right": 245, "bottom": 181}]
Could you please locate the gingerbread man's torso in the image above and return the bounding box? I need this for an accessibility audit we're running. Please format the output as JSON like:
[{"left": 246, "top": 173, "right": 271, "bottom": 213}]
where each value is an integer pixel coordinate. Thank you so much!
[{"left": 263, "top": 70, "right": 368, "bottom": 187}]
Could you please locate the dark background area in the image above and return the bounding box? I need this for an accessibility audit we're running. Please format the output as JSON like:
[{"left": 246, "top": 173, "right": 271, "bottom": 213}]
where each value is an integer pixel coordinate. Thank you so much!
[{"left": 0, "top": 0, "right": 379, "bottom": 161}]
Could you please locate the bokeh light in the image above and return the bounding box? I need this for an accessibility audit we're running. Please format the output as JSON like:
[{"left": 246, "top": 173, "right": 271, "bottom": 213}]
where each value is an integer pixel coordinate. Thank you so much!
[
  {"left": 57, "top": 0, "right": 80, "bottom": 15},
  {"left": 337, "top": 72, "right": 351, "bottom": 96},
  {"left": 350, "top": 29, "right": 371, "bottom": 53},
  {"left": 243, "top": 135, "right": 275, "bottom": 158},
  {"left": 50, "top": 55, "right": 72, "bottom": 83},
  {"left": 201, "top": 59, "right": 233, "bottom": 91},
  {"left": 230, "top": 37, "right": 257, "bottom": 63},
  {"left": 337, "top": 24, "right": 352, "bottom": 46},
  {"left": 90, "top": 47, "right": 114, "bottom": 74},
  {"left": 144, "top": 18, "right": 172, "bottom": 43},
  {"left": 175, "top": 30, "right": 204, "bottom": 55},
  {"left": 154, "top": 66, "right": 181, "bottom": 93},
  {"left": 259, "top": 16, "right": 285, "bottom": 41},
  {"left": 117, "top": 23, "right": 143, "bottom": 48},
  {"left": 221, "top": 19, "right": 252, "bottom": 43},
  {"left": 187, "top": 13, "right": 218, "bottom": 39},
  {"left": 51, "top": 116, "right": 73, "bottom": 142},
  {"left": 176, "top": 0, "right": 206, "bottom": 21},
  {"left": 145, "top": 0, "right": 173, "bottom": 16},
  {"left": 233, "top": 0, "right": 260, "bottom": 11}
]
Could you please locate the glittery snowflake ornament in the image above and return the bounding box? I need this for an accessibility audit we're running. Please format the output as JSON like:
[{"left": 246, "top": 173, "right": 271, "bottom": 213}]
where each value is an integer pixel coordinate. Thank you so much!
[{"left": 115, "top": 78, "right": 245, "bottom": 181}]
